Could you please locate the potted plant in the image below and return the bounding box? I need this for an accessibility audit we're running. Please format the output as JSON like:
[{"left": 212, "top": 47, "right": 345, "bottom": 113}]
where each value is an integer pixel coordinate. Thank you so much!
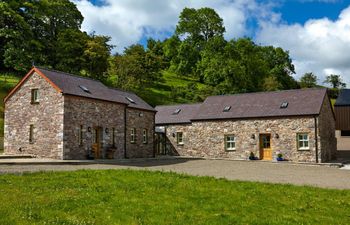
[
  {"left": 249, "top": 152, "right": 256, "bottom": 160},
  {"left": 276, "top": 151, "right": 284, "bottom": 161}
]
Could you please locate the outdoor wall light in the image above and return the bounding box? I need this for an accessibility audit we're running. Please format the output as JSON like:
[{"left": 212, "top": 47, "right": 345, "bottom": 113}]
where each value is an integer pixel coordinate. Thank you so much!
[
  {"left": 139, "top": 112, "right": 144, "bottom": 117},
  {"left": 275, "top": 133, "right": 279, "bottom": 139},
  {"left": 172, "top": 133, "right": 176, "bottom": 137},
  {"left": 105, "top": 128, "right": 109, "bottom": 134},
  {"left": 87, "top": 127, "right": 91, "bottom": 132},
  {"left": 251, "top": 134, "right": 255, "bottom": 139}
]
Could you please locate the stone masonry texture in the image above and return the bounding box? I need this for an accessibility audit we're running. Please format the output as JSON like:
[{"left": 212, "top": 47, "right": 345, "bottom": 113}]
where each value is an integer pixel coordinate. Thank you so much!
[
  {"left": 4, "top": 72, "right": 64, "bottom": 159},
  {"left": 164, "top": 97, "right": 336, "bottom": 163},
  {"left": 4, "top": 72, "right": 155, "bottom": 159}
]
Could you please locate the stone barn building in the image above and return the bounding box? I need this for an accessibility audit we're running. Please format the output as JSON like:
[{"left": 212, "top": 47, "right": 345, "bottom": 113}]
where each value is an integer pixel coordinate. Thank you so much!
[
  {"left": 155, "top": 89, "right": 336, "bottom": 163},
  {"left": 334, "top": 89, "right": 350, "bottom": 151},
  {"left": 4, "top": 67, "right": 156, "bottom": 159}
]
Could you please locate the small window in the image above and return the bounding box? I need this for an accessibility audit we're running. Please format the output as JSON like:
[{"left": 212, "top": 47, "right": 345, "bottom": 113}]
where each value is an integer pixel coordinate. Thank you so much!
[
  {"left": 280, "top": 102, "right": 288, "bottom": 109},
  {"left": 79, "top": 85, "right": 91, "bottom": 93},
  {"left": 143, "top": 129, "right": 148, "bottom": 144},
  {"left": 173, "top": 109, "right": 181, "bottom": 115},
  {"left": 341, "top": 130, "right": 350, "bottom": 136},
  {"left": 225, "top": 135, "right": 236, "bottom": 151},
  {"left": 126, "top": 96, "right": 136, "bottom": 104},
  {"left": 78, "top": 125, "right": 83, "bottom": 145},
  {"left": 130, "top": 128, "right": 136, "bottom": 143},
  {"left": 176, "top": 132, "right": 183, "bottom": 145},
  {"left": 29, "top": 124, "right": 34, "bottom": 143},
  {"left": 112, "top": 128, "right": 116, "bottom": 147},
  {"left": 297, "top": 133, "right": 309, "bottom": 150},
  {"left": 223, "top": 106, "right": 231, "bottom": 112},
  {"left": 31, "top": 89, "right": 39, "bottom": 103}
]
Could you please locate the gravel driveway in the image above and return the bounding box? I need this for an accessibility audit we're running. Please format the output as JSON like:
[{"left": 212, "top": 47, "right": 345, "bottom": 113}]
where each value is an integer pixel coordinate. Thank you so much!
[{"left": 0, "top": 159, "right": 350, "bottom": 189}]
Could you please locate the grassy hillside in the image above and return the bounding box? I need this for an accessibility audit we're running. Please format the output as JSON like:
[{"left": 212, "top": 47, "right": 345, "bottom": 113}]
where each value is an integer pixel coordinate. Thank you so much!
[
  {"left": 139, "top": 70, "right": 210, "bottom": 106},
  {"left": 0, "top": 73, "right": 20, "bottom": 133}
]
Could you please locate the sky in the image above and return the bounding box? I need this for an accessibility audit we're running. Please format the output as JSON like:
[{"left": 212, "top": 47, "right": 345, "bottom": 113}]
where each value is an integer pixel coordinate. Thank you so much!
[{"left": 71, "top": 0, "right": 350, "bottom": 86}]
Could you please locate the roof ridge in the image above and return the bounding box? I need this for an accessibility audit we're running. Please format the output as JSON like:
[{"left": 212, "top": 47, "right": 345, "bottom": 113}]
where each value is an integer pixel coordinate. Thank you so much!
[
  {"left": 155, "top": 102, "right": 202, "bottom": 108},
  {"left": 34, "top": 66, "right": 103, "bottom": 83},
  {"left": 206, "top": 88, "right": 327, "bottom": 99},
  {"left": 108, "top": 87, "right": 138, "bottom": 95}
]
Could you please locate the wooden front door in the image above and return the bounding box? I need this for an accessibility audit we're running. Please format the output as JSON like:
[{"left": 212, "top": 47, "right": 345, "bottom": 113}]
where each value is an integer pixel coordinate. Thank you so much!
[
  {"left": 260, "top": 134, "right": 272, "bottom": 160},
  {"left": 92, "top": 127, "right": 102, "bottom": 159}
]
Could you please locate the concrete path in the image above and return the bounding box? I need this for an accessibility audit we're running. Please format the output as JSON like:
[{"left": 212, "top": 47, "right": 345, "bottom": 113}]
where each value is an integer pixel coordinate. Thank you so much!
[{"left": 0, "top": 158, "right": 350, "bottom": 190}]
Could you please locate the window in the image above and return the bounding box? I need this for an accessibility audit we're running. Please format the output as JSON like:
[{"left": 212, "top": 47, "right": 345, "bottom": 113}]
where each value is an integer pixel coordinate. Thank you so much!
[
  {"left": 341, "top": 130, "right": 350, "bottom": 137},
  {"left": 172, "top": 109, "right": 181, "bottom": 115},
  {"left": 176, "top": 132, "right": 183, "bottom": 145},
  {"left": 79, "top": 85, "right": 91, "bottom": 93},
  {"left": 112, "top": 128, "right": 116, "bottom": 147},
  {"left": 126, "top": 96, "right": 136, "bottom": 104},
  {"left": 223, "top": 106, "right": 231, "bottom": 112},
  {"left": 225, "top": 135, "right": 236, "bottom": 151},
  {"left": 280, "top": 102, "right": 289, "bottom": 109},
  {"left": 29, "top": 125, "right": 34, "bottom": 143},
  {"left": 143, "top": 129, "right": 148, "bottom": 144},
  {"left": 31, "top": 89, "right": 39, "bottom": 103},
  {"left": 130, "top": 128, "right": 136, "bottom": 143},
  {"left": 78, "top": 125, "right": 83, "bottom": 145},
  {"left": 297, "top": 134, "right": 309, "bottom": 150}
]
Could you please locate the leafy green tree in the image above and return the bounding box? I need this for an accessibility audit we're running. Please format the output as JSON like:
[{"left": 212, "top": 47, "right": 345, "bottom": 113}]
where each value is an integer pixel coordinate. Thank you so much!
[
  {"left": 176, "top": 7, "right": 225, "bottom": 43},
  {"left": 300, "top": 72, "right": 318, "bottom": 88},
  {"left": 263, "top": 76, "right": 282, "bottom": 91},
  {"left": 324, "top": 74, "right": 346, "bottom": 89},
  {"left": 82, "top": 35, "right": 113, "bottom": 81}
]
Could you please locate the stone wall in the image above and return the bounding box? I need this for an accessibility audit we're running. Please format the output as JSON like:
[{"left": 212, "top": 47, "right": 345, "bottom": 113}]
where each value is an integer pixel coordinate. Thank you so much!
[
  {"left": 317, "top": 95, "right": 337, "bottom": 162},
  {"left": 4, "top": 72, "right": 64, "bottom": 159},
  {"left": 126, "top": 108, "right": 155, "bottom": 158},
  {"left": 164, "top": 117, "right": 321, "bottom": 162},
  {"left": 63, "top": 96, "right": 125, "bottom": 159}
]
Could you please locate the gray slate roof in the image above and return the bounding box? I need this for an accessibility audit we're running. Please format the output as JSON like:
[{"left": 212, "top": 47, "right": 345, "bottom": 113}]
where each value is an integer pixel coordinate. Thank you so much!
[
  {"left": 155, "top": 103, "right": 201, "bottom": 125},
  {"left": 155, "top": 88, "right": 327, "bottom": 125},
  {"left": 36, "top": 67, "right": 155, "bottom": 111},
  {"left": 335, "top": 89, "right": 350, "bottom": 106}
]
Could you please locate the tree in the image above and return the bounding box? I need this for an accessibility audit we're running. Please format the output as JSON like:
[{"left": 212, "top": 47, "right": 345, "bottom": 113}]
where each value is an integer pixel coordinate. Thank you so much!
[
  {"left": 324, "top": 74, "right": 346, "bottom": 89},
  {"left": 263, "top": 76, "right": 282, "bottom": 91},
  {"left": 300, "top": 72, "right": 318, "bottom": 88},
  {"left": 176, "top": 7, "right": 225, "bottom": 44}
]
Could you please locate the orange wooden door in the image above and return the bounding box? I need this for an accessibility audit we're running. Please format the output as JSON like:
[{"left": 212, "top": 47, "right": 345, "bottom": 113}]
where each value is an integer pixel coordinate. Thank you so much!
[
  {"left": 92, "top": 127, "right": 102, "bottom": 159},
  {"left": 260, "top": 134, "right": 272, "bottom": 160}
]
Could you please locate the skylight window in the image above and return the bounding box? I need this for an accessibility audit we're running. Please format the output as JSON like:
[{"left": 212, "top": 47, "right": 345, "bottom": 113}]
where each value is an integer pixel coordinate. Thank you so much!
[
  {"left": 280, "top": 102, "right": 289, "bottom": 109},
  {"left": 126, "top": 96, "right": 136, "bottom": 104},
  {"left": 223, "top": 106, "right": 231, "bottom": 112},
  {"left": 79, "top": 85, "right": 90, "bottom": 93},
  {"left": 173, "top": 109, "right": 181, "bottom": 115}
]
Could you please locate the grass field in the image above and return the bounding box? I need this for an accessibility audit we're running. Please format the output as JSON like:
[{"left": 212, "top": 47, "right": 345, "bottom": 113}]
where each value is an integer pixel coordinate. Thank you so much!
[{"left": 0, "top": 170, "right": 349, "bottom": 224}]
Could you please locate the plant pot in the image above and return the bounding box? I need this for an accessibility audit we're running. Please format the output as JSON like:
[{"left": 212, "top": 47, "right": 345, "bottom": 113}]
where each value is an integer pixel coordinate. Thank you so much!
[{"left": 276, "top": 157, "right": 284, "bottom": 161}]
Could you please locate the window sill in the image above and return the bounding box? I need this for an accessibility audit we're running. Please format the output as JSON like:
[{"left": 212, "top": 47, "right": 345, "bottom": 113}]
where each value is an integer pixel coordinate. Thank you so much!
[
  {"left": 29, "top": 142, "right": 34, "bottom": 144},
  {"left": 298, "top": 148, "right": 310, "bottom": 151},
  {"left": 31, "top": 102, "right": 39, "bottom": 105},
  {"left": 177, "top": 143, "right": 184, "bottom": 146},
  {"left": 130, "top": 142, "right": 136, "bottom": 144},
  {"left": 225, "top": 149, "right": 236, "bottom": 152}
]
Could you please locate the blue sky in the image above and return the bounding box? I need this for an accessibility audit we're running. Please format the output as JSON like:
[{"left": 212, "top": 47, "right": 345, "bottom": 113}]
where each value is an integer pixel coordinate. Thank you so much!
[{"left": 72, "top": 0, "right": 350, "bottom": 85}]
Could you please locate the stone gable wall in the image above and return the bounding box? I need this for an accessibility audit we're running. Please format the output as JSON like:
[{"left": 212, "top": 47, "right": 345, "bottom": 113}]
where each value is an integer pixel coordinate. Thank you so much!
[
  {"left": 165, "top": 117, "right": 320, "bottom": 162},
  {"left": 63, "top": 96, "right": 125, "bottom": 159},
  {"left": 126, "top": 108, "right": 155, "bottom": 158},
  {"left": 4, "top": 72, "right": 64, "bottom": 159},
  {"left": 317, "top": 95, "right": 337, "bottom": 162}
]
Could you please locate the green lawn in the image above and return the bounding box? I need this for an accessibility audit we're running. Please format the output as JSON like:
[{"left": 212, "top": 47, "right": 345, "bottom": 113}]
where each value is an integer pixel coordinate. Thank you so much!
[{"left": 0, "top": 170, "right": 349, "bottom": 224}]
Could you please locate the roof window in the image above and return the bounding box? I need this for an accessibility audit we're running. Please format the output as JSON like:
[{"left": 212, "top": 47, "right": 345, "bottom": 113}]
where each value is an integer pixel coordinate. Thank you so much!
[
  {"left": 223, "top": 106, "right": 231, "bottom": 112},
  {"left": 173, "top": 109, "right": 181, "bottom": 115},
  {"left": 126, "top": 96, "right": 136, "bottom": 104},
  {"left": 280, "top": 102, "right": 288, "bottom": 109},
  {"left": 79, "top": 85, "right": 90, "bottom": 93}
]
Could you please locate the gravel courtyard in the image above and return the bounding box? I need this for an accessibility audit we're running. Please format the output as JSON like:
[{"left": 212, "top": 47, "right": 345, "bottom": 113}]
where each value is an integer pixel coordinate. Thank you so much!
[{"left": 0, "top": 159, "right": 350, "bottom": 189}]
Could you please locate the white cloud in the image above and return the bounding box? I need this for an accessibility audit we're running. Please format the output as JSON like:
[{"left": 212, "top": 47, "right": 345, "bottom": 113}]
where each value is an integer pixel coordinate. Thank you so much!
[
  {"left": 72, "top": 0, "right": 275, "bottom": 52},
  {"left": 256, "top": 5, "right": 350, "bottom": 87}
]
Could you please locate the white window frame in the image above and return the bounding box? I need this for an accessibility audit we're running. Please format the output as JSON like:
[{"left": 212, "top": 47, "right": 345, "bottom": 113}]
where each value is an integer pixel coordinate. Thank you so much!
[
  {"left": 225, "top": 135, "right": 236, "bottom": 151},
  {"left": 176, "top": 132, "right": 184, "bottom": 145},
  {"left": 130, "top": 128, "right": 136, "bottom": 143},
  {"left": 143, "top": 129, "right": 148, "bottom": 144},
  {"left": 297, "top": 133, "right": 309, "bottom": 150}
]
